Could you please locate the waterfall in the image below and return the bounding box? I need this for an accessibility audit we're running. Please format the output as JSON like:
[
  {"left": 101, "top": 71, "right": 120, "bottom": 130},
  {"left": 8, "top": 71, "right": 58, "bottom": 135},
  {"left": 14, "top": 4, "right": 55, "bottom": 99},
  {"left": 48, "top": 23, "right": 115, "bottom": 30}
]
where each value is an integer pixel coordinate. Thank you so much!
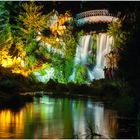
[
  {"left": 69, "top": 35, "right": 93, "bottom": 82},
  {"left": 89, "top": 33, "right": 113, "bottom": 80},
  {"left": 81, "top": 35, "right": 92, "bottom": 65},
  {"left": 91, "top": 33, "right": 113, "bottom": 80},
  {"left": 69, "top": 33, "right": 113, "bottom": 82}
]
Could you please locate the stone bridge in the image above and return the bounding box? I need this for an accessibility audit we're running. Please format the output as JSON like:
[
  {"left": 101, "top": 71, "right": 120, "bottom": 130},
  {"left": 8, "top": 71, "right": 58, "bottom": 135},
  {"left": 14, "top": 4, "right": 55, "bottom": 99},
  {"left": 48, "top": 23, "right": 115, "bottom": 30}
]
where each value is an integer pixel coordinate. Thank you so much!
[{"left": 75, "top": 9, "right": 119, "bottom": 26}]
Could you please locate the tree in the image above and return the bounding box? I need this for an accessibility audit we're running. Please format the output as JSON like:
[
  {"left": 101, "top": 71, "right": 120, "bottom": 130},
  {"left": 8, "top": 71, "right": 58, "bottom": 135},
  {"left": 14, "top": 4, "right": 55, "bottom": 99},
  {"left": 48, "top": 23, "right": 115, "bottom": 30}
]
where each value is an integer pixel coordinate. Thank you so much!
[
  {"left": 16, "top": 2, "right": 48, "bottom": 70},
  {"left": 19, "top": 1, "right": 47, "bottom": 35},
  {"left": 105, "top": 20, "right": 126, "bottom": 70},
  {"left": 39, "top": 11, "right": 77, "bottom": 82},
  {"left": 0, "top": 2, "right": 12, "bottom": 48},
  {"left": 0, "top": 2, "right": 13, "bottom": 67},
  {"left": 107, "top": 20, "right": 126, "bottom": 49}
]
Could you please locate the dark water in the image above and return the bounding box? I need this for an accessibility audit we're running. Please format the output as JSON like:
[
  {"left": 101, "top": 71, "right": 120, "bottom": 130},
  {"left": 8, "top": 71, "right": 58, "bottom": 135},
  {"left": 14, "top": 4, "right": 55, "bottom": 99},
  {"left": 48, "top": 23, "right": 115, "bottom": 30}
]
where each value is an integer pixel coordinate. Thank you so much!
[{"left": 0, "top": 95, "right": 137, "bottom": 139}]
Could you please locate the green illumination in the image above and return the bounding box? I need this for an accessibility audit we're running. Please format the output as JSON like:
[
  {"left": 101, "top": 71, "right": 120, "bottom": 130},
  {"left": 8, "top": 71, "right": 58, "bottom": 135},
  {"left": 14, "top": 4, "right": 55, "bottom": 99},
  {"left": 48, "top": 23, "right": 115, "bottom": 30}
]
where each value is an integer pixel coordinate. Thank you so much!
[{"left": 32, "top": 67, "right": 54, "bottom": 83}]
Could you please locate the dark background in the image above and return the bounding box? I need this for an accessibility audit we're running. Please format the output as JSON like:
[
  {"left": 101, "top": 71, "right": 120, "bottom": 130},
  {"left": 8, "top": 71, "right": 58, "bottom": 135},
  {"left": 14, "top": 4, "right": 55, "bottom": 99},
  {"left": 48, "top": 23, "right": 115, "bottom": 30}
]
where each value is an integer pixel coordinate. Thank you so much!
[{"left": 36, "top": 1, "right": 140, "bottom": 16}]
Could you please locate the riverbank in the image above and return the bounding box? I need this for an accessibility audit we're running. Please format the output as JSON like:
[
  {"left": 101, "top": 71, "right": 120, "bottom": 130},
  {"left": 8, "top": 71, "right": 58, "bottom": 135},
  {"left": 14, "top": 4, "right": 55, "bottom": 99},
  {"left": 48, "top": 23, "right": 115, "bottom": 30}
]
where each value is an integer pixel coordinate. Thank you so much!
[
  {"left": 0, "top": 66, "right": 138, "bottom": 116},
  {"left": 0, "top": 90, "right": 33, "bottom": 109}
]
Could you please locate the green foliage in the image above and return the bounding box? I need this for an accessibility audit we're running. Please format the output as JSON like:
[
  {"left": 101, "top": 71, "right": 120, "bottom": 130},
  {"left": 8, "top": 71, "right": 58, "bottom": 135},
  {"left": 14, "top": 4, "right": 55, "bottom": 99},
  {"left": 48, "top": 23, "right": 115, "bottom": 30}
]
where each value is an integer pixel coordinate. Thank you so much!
[
  {"left": 87, "top": 34, "right": 96, "bottom": 65},
  {"left": 22, "top": 33, "right": 39, "bottom": 68},
  {"left": 87, "top": 54, "right": 94, "bottom": 66},
  {"left": 0, "top": 2, "right": 12, "bottom": 47},
  {"left": 92, "top": 33, "right": 97, "bottom": 50},
  {"left": 51, "top": 54, "right": 65, "bottom": 83},
  {"left": 63, "top": 35, "right": 76, "bottom": 82},
  {"left": 0, "top": 24, "right": 12, "bottom": 47},
  {"left": 54, "top": 68, "right": 64, "bottom": 83},
  {"left": 18, "top": 2, "right": 47, "bottom": 35},
  {"left": 26, "top": 55, "right": 36, "bottom": 66},
  {"left": 57, "top": 19, "right": 77, "bottom": 83},
  {"left": 31, "top": 63, "right": 53, "bottom": 83},
  {"left": 0, "top": 2, "right": 84, "bottom": 84},
  {"left": 0, "top": 2, "right": 9, "bottom": 29},
  {"left": 107, "top": 20, "right": 126, "bottom": 48},
  {"left": 15, "top": 2, "right": 48, "bottom": 69},
  {"left": 63, "top": 33, "right": 76, "bottom": 59},
  {"left": 25, "top": 37, "right": 38, "bottom": 54},
  {"left": 63, "top": 59, "right": 73, "bottom": 82},
  {"left": 75, "top": 64, "right": 87, "bottom": 84},
  {"left": 76, "top": 30, "right": 85, "bottom": 41}
]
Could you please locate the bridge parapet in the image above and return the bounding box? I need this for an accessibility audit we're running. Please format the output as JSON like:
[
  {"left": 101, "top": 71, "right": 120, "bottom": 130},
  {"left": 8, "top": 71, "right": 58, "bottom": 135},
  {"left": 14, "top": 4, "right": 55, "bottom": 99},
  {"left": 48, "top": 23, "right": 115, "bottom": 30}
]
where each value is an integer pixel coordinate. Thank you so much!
[
  {"left": 76, "top": 9, "right": 119, "bottom": 25},
  {"left": 76, "top": 9, "right": 115, "bottom": 19}
]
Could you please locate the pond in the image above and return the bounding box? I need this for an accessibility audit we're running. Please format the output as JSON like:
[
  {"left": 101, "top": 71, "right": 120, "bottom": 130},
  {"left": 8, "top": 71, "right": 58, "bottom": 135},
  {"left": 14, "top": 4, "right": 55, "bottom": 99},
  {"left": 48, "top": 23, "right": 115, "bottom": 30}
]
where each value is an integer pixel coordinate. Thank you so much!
[{"left": 0, "top": 95, "right": 137, "bottom": 139}]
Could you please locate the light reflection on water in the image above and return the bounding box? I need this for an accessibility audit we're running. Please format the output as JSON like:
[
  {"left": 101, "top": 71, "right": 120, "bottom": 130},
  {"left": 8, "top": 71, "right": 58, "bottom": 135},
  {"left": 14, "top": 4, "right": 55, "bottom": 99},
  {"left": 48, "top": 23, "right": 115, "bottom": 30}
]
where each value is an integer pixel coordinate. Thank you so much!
[{"left": 0, "top": 96, "right": 118, "bottom": 139}]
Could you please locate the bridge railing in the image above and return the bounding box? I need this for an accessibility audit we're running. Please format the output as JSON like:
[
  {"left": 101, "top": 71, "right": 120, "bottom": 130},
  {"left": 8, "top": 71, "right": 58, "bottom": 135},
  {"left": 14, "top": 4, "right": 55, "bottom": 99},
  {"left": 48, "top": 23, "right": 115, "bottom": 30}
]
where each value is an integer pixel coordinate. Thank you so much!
[{"left": 76, "top": 9, "right": 115, "bottom": 19}]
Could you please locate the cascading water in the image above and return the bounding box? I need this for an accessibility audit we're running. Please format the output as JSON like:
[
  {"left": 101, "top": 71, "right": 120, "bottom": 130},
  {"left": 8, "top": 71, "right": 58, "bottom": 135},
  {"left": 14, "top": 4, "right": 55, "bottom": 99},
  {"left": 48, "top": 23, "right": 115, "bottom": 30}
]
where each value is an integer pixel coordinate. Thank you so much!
[
  {"left": 91, "top": 33, "right": 113, "bottom": 80},
  {"left": 81, "top": 35, "right": 92, "bottom": 65},
  {"left": 69, "top": 33, "right": 113, "bottom": 82},
  {"left": 69, "top": 35, "right": 93, "bottom": 82}
]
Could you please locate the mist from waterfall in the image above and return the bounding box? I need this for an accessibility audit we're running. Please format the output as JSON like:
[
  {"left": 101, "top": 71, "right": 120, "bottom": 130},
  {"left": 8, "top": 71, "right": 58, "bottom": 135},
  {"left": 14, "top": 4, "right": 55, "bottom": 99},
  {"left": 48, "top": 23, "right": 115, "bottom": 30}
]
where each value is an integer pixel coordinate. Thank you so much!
[{"left": 69, "top": 33, "right": 113, "bottom": 82}]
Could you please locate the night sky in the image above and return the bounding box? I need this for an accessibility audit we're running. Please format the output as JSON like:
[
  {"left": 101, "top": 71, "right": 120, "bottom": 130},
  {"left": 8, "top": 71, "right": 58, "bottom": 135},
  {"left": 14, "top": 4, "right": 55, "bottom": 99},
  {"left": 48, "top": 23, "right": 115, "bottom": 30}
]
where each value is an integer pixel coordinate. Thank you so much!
[{"left": 36, "top": 1, "right": 140, "bottom": 16}]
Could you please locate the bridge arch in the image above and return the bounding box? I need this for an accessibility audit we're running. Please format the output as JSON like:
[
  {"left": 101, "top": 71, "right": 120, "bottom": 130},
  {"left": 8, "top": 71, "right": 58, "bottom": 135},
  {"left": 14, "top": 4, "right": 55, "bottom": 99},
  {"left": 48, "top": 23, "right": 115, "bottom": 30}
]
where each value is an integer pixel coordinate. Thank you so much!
[{"left": 75, "top": 9, "right": 119, "bottom": 26}]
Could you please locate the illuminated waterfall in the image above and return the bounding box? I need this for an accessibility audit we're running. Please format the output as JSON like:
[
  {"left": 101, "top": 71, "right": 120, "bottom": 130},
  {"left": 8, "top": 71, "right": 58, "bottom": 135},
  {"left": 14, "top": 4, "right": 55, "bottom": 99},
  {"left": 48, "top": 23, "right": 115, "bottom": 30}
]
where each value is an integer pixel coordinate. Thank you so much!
[
  {"left": 69, "top": 35, "right": 93, "bottom": 81},
  {"left": 69, "top": 33, "right": 113, "bottom": 82},
  {"left": 81, "top": 35, "right": 92, "bottom": 65},
  {"left": 91, "top": 33, "right": 113, "bottom": 80}
]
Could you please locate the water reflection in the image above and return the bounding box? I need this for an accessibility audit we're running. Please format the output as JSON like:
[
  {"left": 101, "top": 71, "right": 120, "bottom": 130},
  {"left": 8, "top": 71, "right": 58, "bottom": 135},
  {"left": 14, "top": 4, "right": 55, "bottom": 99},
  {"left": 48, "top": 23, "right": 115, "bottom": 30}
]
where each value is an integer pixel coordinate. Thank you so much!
[
  {"left": 0, "top": 96, "right": 118, "bottom": 139},
  {"left": 0, "top": 110, "right": 24, "bottom": 138}
]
